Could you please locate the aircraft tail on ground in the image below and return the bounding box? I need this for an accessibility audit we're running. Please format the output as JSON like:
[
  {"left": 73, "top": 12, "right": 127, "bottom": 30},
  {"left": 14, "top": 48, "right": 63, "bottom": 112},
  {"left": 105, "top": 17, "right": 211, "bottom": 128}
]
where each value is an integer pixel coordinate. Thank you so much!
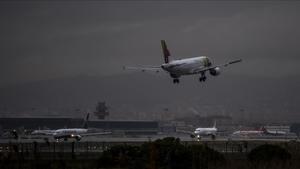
[
  {"left": 161, "top": 40, "right": 171, "bottom": 63},
  {"left": 82, "top": 113, "right": 90, "bottom": 129},
  {"left": 213, "top": 120, "right": 217, "bottom": 128}
]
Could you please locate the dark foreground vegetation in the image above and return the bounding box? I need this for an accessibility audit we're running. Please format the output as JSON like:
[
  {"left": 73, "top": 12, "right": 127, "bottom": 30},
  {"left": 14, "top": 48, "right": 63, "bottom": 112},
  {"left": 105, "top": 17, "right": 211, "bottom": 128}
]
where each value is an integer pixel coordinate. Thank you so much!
[{"left": 1, "top": 137, "right": 300, "bottom": 169}]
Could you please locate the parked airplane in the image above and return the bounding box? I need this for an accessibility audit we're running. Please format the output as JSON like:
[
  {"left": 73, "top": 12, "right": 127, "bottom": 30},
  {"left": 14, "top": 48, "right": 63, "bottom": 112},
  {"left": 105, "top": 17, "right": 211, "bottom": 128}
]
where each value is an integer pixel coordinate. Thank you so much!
[
  {"left": 231, "top": 128, "right": 264, "bottom": 137},
  {"left": 31, "top": 113, "right": 111, "bottom": 141},
  {"left": 263, "top": 128, "right": 287, "bottom": 136},
  {"left": 191, "top": 121, "right": 217, "bottom": 140},
  {"left": 231, "top": 127, "right": 287, "bottom": 137},
  {"left": 124, "top": 40, "right": 242, "bottom": 83},
  {"left": 265, "top": 130, "right": 287, "bottom": 135}
]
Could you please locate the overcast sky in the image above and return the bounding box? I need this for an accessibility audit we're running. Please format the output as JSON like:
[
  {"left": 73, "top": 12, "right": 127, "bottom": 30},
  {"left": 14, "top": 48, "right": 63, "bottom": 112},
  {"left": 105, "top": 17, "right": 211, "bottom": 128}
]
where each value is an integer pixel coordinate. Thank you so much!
[{"left": 1, "top": 1, "right": 300, "bottom": 87}]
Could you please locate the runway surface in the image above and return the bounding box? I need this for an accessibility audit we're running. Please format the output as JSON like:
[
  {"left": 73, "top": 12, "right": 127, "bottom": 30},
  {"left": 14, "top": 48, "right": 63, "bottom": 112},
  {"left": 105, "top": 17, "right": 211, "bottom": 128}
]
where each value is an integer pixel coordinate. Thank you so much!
[{"left": 0, "top": 134, "right": 298, "bottom": 143}]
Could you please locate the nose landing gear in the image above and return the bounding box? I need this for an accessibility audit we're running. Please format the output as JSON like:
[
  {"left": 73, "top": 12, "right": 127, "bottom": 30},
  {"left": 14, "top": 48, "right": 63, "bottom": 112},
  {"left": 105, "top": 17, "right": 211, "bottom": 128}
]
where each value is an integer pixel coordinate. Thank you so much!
[{"left": 173, "top": 78, "right": 180, "bottom": 84}]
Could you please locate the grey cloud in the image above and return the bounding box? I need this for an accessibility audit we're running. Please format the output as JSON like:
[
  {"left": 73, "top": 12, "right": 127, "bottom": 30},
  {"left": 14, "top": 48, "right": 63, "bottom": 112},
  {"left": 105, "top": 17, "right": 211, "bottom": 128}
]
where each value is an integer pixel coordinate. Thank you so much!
[{"left": 1, "top": 2, "right": 300, "bottom": 86}]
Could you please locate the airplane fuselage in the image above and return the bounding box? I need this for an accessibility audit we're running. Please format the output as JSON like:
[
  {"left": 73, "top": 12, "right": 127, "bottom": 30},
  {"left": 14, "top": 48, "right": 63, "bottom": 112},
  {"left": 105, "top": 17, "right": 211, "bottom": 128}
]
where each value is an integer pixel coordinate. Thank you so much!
[
  {"left": 53, "top": 128, "right": 88, "bottom": 140},
  {"left": 232, "top": 130, "right": 264, "bottom": 136},
  {"left": 161, "top": 56, "right": 211, "bottom": 76},
  {"left": 194, "top": 127, "right": 217, "bottom": 136}
]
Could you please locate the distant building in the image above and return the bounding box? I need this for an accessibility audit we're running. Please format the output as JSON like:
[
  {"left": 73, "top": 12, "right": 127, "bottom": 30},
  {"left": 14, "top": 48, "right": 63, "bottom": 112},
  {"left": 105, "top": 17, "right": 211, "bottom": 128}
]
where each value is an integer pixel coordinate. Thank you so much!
[{"left": 94, "top": 102, "right": 109, "bottom": 119}]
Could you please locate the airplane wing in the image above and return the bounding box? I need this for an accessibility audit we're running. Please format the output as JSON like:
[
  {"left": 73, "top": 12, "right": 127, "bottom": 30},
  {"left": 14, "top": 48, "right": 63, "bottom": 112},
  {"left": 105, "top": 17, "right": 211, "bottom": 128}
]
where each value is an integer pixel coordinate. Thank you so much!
[
  {"left": 222, "top": 59, "right": 243, "bottom": 67},
  {"left": 176, "top": 129, "right": 198, "bottom": 138},
  {"left": 123, "top": 66, "right": 162, "bottom": 73},
  {"left": 80, "top": 131, "right": 112, "bottom": 137},
  {"left": 176, "top": 129, "right": 194, "bottom": 135},
  {"left": 192, "top": 59, "right": 242, "bottom": 74},
  {"left": 31, "top": 130, "right": 56, "bottom": 135}
]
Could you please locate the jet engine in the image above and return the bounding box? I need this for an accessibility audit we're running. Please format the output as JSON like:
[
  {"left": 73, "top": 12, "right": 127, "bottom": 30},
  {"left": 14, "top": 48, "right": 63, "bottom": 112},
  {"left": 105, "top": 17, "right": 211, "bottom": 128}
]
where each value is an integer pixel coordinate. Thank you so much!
[
  {"left": 71, "top": 134, "right": 82, "bottom": 141},
  {"left": 209, "top": 67, "right": 221, "bottom": 76},
  {"left": 75, "top": 135, "right": 82, "bottom": 141}
]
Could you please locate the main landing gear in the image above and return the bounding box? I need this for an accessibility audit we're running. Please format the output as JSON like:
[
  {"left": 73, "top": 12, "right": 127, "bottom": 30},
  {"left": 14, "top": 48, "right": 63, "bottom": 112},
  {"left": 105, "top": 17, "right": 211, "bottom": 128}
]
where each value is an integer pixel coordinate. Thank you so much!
[
  {"left": 199, "top": 73, "right": 207, "bottom": 82},
  {"left": 170, "top": 74, "right": 180, "bottom": 84},
  {"left": 173, "top": 78, "right": 180, "bottom": 84},
  {"left": 199, "top": 76, "right": 206, "bottom": 82}
]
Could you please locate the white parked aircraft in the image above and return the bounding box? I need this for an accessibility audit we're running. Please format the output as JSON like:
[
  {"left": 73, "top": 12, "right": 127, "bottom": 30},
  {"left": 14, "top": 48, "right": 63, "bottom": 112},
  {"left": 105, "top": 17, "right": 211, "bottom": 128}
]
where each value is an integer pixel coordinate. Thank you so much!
[
  {"left": 31, "top": 114, "right": 111, "bottom": 141},
  {"left": 264, "top": 129, "right": 287, "bottom": 136},
  {"left": 231, "top": 129, "right": 264, "bottom": 137},
  {"left": 192, "top": 121, "right": 217, "bottom": 140},
  {"left": 231, "top": 127, "right": 287, "bottom": 137},
  {"left": 125, "top": 40, "right": 242, "bottom": 83}
]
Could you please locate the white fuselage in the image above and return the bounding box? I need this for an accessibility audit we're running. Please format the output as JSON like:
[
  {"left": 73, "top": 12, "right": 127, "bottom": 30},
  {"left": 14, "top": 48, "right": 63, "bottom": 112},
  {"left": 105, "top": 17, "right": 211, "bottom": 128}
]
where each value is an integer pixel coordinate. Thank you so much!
[
  {"left": 265, "top": 129, "right": 287, "bottom": 135},
  {"left": 53, "top": 128, "right": 88, "bottom": 138},
  {"left": 161, "top": 56, "right": 211, "bottom": 76},
  {"left": 31, "top": 128, "right": 88, "bottom": 140},
  {"left": 31, "top": 128, "right": 111, "bottom": 141},
  {"left": 194, "top": 127, "right": 217, "bottom": 136},
  {"left": 232, "top": 129, "right": 287, "bottom": 136},
  {"left": 232, "top": 130, "right": 264, "bottom": 136}
]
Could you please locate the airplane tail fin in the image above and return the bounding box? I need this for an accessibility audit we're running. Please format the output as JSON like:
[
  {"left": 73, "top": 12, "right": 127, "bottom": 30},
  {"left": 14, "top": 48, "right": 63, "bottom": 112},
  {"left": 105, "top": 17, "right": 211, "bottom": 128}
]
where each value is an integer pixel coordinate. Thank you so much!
[
  {"left": 161, "top": 40, "right": 171, "bottom": 63},
  {"left": 260, "top": 126, "right": 267, "bottom": 132},
  {"left": 213, "top": 120, "right": 217, "bottom": 128},
  {"left": 82, "top": 113, "right": 90, "bottom": 129}
]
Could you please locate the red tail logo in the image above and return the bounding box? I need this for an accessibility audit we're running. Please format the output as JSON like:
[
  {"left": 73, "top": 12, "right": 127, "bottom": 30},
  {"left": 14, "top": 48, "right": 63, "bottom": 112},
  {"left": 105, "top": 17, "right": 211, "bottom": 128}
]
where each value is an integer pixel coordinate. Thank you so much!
[{"left": 161, "top": 40, "right": 170, "bottom": 63}]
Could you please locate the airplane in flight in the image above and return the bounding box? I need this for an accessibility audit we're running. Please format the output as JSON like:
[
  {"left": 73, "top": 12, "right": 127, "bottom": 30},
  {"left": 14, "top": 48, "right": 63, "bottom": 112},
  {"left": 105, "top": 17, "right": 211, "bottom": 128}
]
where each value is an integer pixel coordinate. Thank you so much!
[
  {"left": 31, "top": 113, "right": 111, "bottom": 141},
  {"left": 191, "top": 121, "right": 217, "bottom": 140},
  {"left": 124, "top": 40, "right": 242, "bottom": 83}
]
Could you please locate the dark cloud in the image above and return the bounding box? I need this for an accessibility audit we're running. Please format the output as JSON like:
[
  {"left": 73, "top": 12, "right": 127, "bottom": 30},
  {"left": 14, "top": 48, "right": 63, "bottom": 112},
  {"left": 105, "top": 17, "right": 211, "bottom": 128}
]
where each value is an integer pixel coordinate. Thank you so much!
[
  {"left": 1, "top": 1, "right": 300, "bottom": 86},
  {"left": 1, "top": 1, "right": 300, "bottom": 121}
]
